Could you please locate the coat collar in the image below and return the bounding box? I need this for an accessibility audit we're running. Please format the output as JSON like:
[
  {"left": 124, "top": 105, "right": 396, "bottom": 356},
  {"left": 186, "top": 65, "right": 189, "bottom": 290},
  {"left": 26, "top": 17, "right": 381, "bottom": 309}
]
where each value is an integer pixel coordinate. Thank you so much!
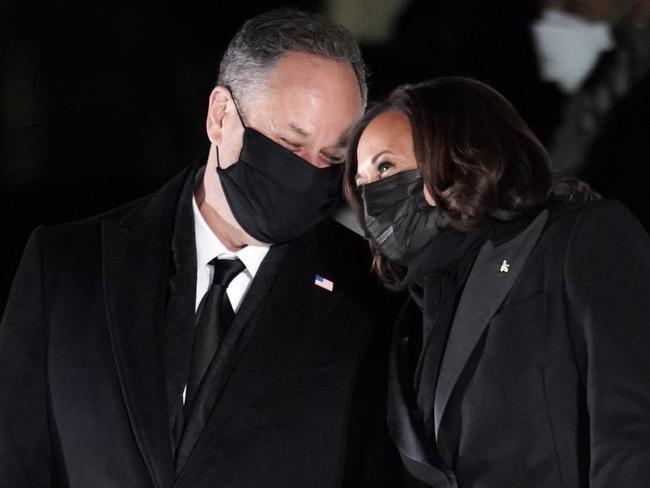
[
  {"left": 102, "top": 163, "right": 198, "bottom": 488},
  {"left": 433, "top": 209, "right": 549, "bottom": 439}
]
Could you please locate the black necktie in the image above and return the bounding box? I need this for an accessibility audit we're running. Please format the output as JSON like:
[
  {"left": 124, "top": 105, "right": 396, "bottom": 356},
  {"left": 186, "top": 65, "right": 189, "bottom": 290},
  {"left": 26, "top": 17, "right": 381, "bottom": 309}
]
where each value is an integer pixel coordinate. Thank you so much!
[{"left": 185, "top": 257, "right": 245, "bottom": 413}]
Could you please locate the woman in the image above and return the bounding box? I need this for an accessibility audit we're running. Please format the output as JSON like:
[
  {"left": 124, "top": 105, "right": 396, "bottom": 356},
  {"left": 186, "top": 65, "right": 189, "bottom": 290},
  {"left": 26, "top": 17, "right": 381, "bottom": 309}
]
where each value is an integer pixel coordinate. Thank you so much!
[{"left": 344, "top": 77, "right": 650, "bottom": 487}]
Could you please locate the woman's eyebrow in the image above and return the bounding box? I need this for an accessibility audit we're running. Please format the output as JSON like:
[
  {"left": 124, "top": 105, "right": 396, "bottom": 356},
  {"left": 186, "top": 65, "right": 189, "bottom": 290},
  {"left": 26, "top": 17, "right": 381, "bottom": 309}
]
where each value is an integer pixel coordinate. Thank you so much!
[{"left": 371, "top": 150, "right": 391, "bottom": 164}]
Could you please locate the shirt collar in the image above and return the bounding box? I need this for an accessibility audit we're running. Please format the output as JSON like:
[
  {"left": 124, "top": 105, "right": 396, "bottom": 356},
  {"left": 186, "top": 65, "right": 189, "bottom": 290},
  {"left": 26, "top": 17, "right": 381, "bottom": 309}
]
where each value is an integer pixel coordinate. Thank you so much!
[{"left": 192, "top": 196, "right": 270, "bottom": 276}]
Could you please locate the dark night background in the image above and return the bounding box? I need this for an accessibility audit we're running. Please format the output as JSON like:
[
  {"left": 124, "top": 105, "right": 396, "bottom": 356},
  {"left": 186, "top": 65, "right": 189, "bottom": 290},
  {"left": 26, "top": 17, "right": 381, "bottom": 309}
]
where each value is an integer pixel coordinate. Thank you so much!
[{"left": 2, "top": 0, "right": 649, "bottom": 314}]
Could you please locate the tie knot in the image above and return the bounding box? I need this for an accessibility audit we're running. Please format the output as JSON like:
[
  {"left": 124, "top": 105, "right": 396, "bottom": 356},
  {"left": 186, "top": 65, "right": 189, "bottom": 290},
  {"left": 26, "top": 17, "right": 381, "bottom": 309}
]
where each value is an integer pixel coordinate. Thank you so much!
[{"left": 209, "top": 258, "right": 245, "bottom": 287}]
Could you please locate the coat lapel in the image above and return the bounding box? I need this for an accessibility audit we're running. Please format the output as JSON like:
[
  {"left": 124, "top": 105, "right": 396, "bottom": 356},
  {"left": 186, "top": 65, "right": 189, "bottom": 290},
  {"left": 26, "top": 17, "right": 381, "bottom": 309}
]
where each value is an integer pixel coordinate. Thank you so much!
[
  {"left": 173, "top": 242, "right": 290, "bottom": 474},
  {"left": 433, "top": 210, "right": 549, "bottom": 439},
  {"left": 102, "top": 166, "right": 195, "bottom": 488},
  {"left": 387, "top": 301, "right": 458, "bottom": 488},
  {"left": 174, "top": 231, "right": 345, "bottom": 482}
]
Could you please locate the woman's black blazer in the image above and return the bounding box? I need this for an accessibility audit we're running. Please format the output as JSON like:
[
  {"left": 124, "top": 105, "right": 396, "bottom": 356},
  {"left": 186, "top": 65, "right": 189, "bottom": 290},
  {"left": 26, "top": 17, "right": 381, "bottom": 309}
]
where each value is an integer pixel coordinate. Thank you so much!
[{"left": 389, "top": 199, "right": 650, "bottom": 488}]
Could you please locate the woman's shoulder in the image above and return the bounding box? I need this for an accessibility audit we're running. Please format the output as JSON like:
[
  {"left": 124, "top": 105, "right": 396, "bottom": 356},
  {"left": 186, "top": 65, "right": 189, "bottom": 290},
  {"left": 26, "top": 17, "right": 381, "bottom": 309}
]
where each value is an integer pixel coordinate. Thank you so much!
[
  {"left": 542, "top": 199, "right": 649, "bottom": 265},
  {"left": 547, "top": 199, "right": 644, "bottom": 235}
]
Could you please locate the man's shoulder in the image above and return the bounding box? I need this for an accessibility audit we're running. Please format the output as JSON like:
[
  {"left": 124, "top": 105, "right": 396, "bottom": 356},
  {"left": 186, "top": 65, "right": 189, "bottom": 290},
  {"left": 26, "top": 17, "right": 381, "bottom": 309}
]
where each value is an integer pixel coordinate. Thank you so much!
[
  {"left": 38, "top": 163, "right": 194, "bottom": 245},
  {"left": 38, "top": 193, "right": 153, "bottom": 242},
  {"left": 20, "top": 195, "right": 154, "bottom": 277},
  {"left": 312, "top": 217, "right": 369, "bottom": 263}
]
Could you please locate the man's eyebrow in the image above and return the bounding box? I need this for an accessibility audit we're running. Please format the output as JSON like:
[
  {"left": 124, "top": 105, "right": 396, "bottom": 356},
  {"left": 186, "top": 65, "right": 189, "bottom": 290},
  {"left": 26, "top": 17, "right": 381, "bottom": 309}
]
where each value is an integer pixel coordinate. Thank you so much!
[{"left": 287, "top": 123, "right": 310, "bottom": 138}]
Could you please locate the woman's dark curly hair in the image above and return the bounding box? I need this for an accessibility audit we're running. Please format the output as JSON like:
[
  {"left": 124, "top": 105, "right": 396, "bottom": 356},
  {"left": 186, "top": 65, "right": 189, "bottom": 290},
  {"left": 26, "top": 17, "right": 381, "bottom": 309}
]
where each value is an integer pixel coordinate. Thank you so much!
[{"left": 344, "top": 77, "right": 597, "bottom": 288}]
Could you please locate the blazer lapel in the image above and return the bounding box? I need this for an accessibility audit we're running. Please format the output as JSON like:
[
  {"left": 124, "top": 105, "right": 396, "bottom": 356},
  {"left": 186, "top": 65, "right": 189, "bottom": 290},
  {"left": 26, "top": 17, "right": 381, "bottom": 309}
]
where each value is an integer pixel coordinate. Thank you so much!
[
  {"left": 387, "top": 301, "right": 458, "bottom": 488},
  {"left": 102, "top": 166, "right": 194, "bottom": 488},
  {"left": 174, "top": 232, "right": 345, "bottom": 482},
  {"left": 433, "top": 210, "right": 549, "bottom": 439}
]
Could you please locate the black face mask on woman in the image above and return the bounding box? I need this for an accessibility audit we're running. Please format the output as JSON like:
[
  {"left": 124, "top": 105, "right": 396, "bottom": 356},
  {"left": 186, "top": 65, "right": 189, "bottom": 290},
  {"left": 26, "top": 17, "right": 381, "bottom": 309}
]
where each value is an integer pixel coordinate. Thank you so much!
[
  {"left": 216, "top": 99, "right": 343, "bottom": 244},
  {"left": 361, "top": 170, "right": 444, "bottom": 265}
]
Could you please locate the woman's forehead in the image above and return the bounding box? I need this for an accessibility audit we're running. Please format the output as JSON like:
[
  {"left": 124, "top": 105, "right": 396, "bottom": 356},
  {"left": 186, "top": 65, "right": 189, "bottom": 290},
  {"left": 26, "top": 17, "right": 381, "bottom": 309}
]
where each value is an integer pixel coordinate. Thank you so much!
[{"left": 357, "top": 112, "right": 413, "bottom": 158}]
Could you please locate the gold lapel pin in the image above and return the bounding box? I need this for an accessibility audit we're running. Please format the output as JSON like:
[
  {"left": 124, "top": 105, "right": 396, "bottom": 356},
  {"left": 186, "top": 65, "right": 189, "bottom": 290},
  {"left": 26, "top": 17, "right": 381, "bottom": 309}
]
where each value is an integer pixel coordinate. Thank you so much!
[{"left": 499, "top": 260, "right": 510, "bottom": 273}]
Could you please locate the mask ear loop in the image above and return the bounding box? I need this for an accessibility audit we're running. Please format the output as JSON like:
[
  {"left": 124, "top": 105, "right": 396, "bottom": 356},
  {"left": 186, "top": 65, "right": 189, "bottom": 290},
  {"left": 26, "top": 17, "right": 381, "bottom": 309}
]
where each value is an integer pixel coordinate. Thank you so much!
[
  {"left": 215, "top": 145, "right": 223, "bottom": 170},
  {"left": 227, "top": 85, "right": 247, "bottom": 129},
  {"left": 216, "top": 86, "right": 247, "bottom": 170}
]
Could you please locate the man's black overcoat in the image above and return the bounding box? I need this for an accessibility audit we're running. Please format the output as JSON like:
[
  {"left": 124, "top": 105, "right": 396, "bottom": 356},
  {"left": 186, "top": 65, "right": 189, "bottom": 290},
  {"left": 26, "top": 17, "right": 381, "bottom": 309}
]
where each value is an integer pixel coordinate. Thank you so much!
[{"left": 0, "top": 164, "right": 403, "bottom": 488}]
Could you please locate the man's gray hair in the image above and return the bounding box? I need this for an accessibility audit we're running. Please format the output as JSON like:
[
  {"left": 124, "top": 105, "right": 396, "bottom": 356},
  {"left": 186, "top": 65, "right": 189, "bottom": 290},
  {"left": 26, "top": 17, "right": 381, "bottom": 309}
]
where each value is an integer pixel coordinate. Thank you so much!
[{"left": 218, "top": 8, "right": 367, "bottom": 113}]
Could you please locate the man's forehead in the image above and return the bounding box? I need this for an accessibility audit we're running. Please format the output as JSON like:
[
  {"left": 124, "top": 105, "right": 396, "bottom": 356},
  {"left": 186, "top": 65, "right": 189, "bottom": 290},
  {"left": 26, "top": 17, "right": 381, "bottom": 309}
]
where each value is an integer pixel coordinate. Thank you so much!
[
  {"left": 265, "top": 52, "right": 361, "bottom": 106},
  {"left": 242, "top": 51, "right": 362, "bottom": 146}
]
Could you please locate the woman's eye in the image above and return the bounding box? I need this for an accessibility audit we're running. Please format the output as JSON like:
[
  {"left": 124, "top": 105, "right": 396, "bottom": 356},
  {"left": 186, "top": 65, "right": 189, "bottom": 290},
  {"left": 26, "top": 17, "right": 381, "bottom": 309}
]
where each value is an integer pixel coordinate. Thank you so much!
[{"left": 378, "top": 161, "right": 394, "bottom": 175}]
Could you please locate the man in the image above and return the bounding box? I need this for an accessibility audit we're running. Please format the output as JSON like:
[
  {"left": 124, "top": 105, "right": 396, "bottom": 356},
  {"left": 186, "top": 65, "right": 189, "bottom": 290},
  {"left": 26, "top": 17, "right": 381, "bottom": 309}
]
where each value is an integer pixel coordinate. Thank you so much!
[{"left": 0, "top": 9, "right": 403, "bottom": 487}]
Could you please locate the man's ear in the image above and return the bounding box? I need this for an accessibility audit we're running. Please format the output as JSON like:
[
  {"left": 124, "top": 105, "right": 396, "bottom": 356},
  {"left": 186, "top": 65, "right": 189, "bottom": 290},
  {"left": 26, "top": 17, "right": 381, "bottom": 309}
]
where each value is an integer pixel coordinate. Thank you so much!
[{"left": 206, "top": 86, "right": 233, "bottom": 144}]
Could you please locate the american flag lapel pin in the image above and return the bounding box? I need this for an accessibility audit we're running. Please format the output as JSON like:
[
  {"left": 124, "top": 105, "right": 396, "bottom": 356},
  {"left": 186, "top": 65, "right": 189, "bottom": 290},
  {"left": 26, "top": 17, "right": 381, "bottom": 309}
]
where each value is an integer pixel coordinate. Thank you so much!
[{"left": 314, "top": 274, "right": 334, "bottom": 292}]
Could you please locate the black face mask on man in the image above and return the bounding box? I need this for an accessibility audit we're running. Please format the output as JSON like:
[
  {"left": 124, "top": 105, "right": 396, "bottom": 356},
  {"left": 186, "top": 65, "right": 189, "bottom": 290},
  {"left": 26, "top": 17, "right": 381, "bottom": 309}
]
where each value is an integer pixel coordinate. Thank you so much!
[
  {"left": 216, "top": 96, "right": 343, "bottom": 244},
  {"left": 361, "top": 170, "right": 444, "bottom": 266}
]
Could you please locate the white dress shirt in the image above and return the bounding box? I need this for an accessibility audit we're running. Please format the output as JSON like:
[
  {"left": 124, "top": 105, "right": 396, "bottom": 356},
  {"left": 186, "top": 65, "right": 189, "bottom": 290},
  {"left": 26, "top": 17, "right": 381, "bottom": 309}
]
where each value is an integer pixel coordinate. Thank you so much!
[
  {"left": 184, "top": 198, "right": 269, "bottom": 404},
  {"left": 192, "top": 197, "right": 270, "bottom": 312}
]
